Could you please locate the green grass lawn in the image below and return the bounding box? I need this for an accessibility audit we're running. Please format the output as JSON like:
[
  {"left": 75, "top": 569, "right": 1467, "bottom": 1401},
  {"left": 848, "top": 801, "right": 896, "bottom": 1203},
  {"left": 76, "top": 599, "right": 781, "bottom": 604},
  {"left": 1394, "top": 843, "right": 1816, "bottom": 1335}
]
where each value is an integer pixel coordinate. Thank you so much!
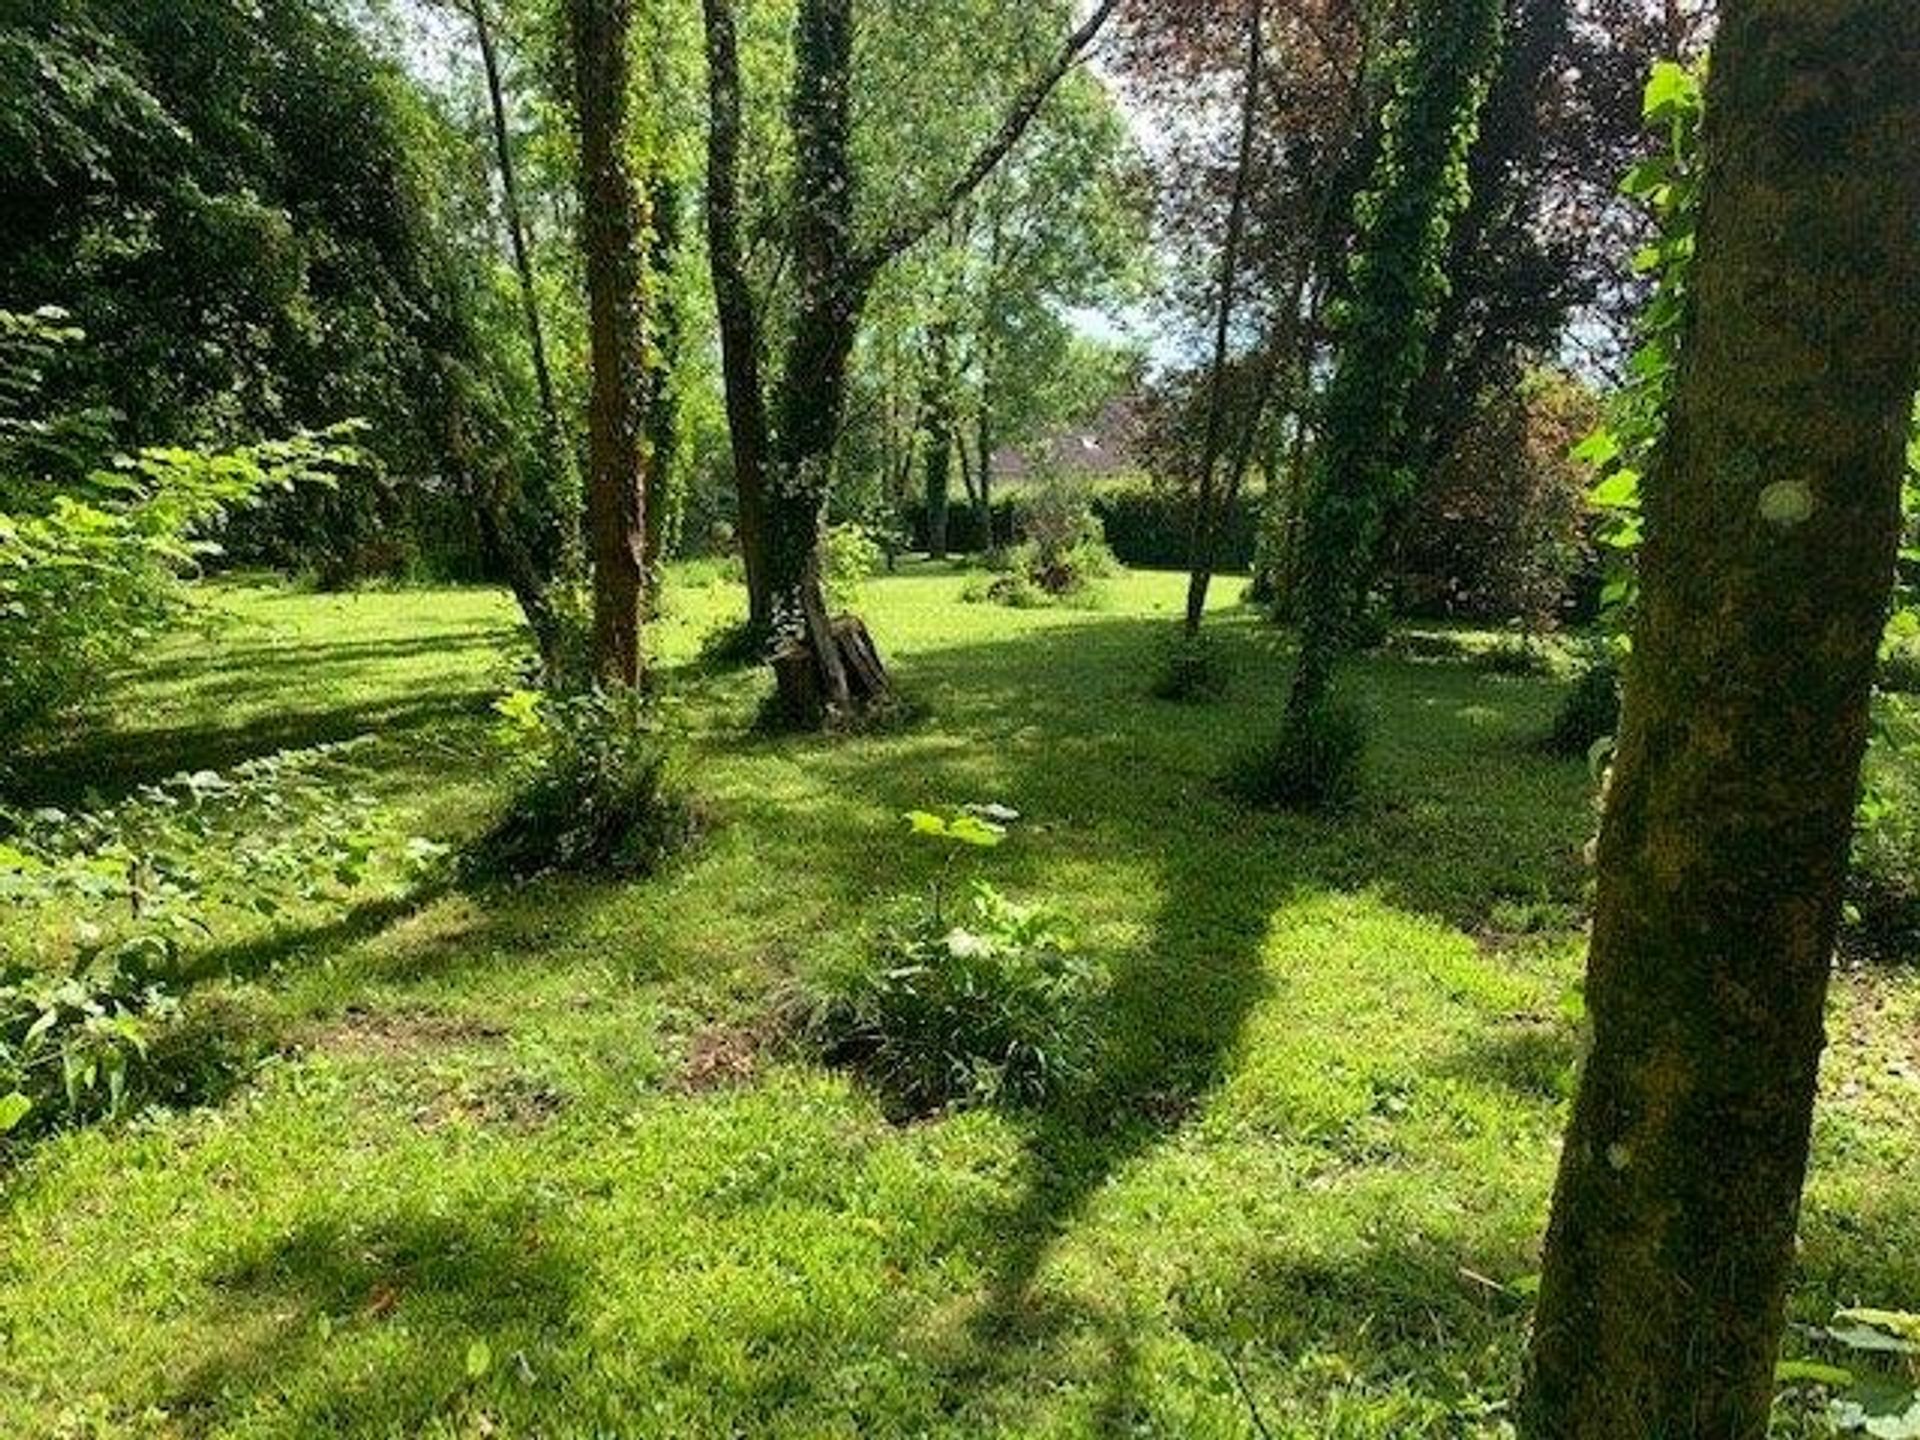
[{"left": 3, "top": 565, "right": 1916, "bottom": 1438}]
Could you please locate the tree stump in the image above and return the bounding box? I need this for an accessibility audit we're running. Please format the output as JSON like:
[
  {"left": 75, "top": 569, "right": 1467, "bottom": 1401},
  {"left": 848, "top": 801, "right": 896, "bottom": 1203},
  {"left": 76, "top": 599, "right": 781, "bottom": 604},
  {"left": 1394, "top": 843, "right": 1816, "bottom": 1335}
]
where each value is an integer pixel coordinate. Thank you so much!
[{"left": 771, "top": 614, "right": 890, "bottom": 725}]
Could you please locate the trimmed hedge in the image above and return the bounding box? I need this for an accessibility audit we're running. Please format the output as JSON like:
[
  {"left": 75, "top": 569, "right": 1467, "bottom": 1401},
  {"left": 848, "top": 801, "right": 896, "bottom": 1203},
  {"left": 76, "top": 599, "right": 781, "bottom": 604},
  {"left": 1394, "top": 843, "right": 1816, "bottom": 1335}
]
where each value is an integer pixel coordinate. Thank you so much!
[{"left": 903, "top": 482, "right": 1257, "bottom": 572}]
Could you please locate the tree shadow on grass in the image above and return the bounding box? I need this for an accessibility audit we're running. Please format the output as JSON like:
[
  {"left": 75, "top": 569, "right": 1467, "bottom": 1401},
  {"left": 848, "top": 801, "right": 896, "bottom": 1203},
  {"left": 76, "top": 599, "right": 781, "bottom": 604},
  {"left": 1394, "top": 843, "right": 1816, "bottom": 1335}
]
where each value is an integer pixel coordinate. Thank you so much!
[
  {"left": 167, "top": 1200, "right": 581, "bottom": 1436},
  {"left": 772, "top": 610, "right": 1591, "bottom": 1423},
  {"left": 16, "top": 691, "right": 497, "bottom": 808}
]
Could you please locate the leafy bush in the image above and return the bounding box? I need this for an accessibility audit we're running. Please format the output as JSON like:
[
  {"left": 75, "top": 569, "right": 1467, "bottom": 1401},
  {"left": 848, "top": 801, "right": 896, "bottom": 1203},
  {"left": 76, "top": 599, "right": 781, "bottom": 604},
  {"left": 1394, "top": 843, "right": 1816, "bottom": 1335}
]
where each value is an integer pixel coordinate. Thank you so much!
[
  {"left": 823, "top": 521, "right": 886, "bottom": 609},
  {"left": 0, "top": 741, "right": 428, "bottom": 1138},
  {"left": 964, "top": 475, "right": 1120, "bottom": 609},
  {"left": 1, "top": 953, "right": 178, "bottom": 1139},
  {"left": 1882, "top": 634, "right": 1920, "bottom": 695},
  {"left": 0, "top": 308, "right": 356, "bottom": 748},
  {"left": 1151, "top": 628, "right": 1230, "bottom": 703},
  {"left": 1351, "top": 591, "right": 1394, "bottom": 652},
  {"left": 792, "top": 806, "right": 1103, "bottom": 1114},
  {"left": 1775, "top": 1307, "right": 1919, "bottom": 1436},
  {"left": 1547, "top": 660, "right": 1621, "bottom": 760},
  {"left": 1389, "top": 370, "right": 1601, "bottom": 626},
  {"left": 1231, "top": 701, "right": 1368, "bottom": 814},
  {"left": 473, "top": 688, "right": 697, "bottom": 879}
]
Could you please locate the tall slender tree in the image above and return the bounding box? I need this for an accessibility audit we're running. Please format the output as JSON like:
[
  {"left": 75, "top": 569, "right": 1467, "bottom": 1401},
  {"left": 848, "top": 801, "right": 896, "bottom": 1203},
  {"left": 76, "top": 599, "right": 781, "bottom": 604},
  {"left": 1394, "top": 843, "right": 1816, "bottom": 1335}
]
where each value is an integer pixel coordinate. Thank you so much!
[
  {"left": 1181, "top": 0, "right": 1264, "bottom": 638},
  {"left": 700, "top": 0, "right": 1121, "bottom": 722},
  {"left": 1521, "top": 3, "right": 1920, "bottom": 1433},
  {"left": 1279, "top": 0, "right": 1504, "bottom": 734},
  {"left": 566, "top": 0, "right": 651, "bottom": 686}
]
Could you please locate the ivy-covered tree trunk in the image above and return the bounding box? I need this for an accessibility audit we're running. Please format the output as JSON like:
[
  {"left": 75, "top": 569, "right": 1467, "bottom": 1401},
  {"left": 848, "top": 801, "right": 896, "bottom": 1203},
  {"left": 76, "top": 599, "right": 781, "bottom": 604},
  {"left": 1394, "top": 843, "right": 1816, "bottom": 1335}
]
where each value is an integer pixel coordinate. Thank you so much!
[
  {"left": 1520, "top": 5, "right": 1920, "bottom": 1435},
  {"left": 765, "top": 0, "right": 869, "bottom": 721},
  {"left": 700, "top": 0, "right": 774, "bottom": 638},
  {"left": 567, "top": 0, "right": 650, "bottom": 687},
  {"left": 1282, "top": 0, "right": 1504, "bottom": 723}
]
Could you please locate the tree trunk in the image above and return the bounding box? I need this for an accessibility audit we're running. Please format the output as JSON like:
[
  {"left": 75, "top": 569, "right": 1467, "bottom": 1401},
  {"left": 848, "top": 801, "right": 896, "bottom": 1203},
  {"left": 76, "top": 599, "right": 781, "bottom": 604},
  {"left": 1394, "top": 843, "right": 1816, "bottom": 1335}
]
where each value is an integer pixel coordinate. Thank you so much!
[
  {"left": 567, "top": 0, "right": 650, "bottom": 688},
  {"left": 976, "top": 402, "right": 996, "bottom": 552},
  {"left": 1282, "top": 0, "right": 1504, "bottom": 724},
  {"left": 925, "top": 363, "right": 954, "bottom": 561},
  {"left": 700, "top": 0, "right": 774, "bottom": 638},
  {"left": 1520, "top": 5, "right": 1920, "bottom": 1434},
  {"left": 765, "top": 0, "right": 869, "bottom": 724},
  {"left": 642, "top": 175, "right": 684, "bottom": 599},
  {"left": 1183, "top": 0, "right": 1263, "bottom": 638},
  {"left": 471, "top": 0, "right": 570, "bottom": 536}
]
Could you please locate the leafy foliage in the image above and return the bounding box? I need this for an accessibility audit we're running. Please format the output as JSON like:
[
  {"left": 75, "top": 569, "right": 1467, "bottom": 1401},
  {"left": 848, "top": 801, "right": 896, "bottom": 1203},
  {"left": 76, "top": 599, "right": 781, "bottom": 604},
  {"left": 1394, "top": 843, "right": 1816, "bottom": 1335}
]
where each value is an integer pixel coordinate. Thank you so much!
[
  {"left": 1777, "top": 1307, "right": 1920, "bottom": 1438},
  {"left": 1151, "top": 627, "right": 1231, "bottom": 703},
  {"left": 793, "top": 806, "right": 1102, "bottom": 1115},
  {"left": 0, "top": 740, "right": 428, "bottom": 1138},
  {"left": 473, "top": 687, "right": 697, "bottom": 879},
  {"left": 967, "top": 472, "right": 1118, "bottom": 607},
  {"left": 1569, "top": 58, "right": 1706, "bottom": 643},
  {"left": 0, "top": 309, "right": 357, "bottom": 748},
  {"left": 1547, "top": 656, "right": 1623, "bottom": 761}
]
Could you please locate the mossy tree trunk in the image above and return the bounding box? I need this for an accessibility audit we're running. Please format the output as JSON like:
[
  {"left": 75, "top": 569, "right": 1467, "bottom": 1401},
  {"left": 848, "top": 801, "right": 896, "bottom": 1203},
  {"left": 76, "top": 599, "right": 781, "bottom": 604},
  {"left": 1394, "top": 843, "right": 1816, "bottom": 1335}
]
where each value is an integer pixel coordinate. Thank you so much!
[
  {"left": 567, "top": 0, "right": 650, "bottom": 687},
  {"left": 700, "top": 0, "right": 774, "bottom": 639},
  {"left": 1282, "top": 0, "right": 1504, "bottom": 723},
  {"left": 1520, "top": 4, "right": 1920, "bottom": 1434}
]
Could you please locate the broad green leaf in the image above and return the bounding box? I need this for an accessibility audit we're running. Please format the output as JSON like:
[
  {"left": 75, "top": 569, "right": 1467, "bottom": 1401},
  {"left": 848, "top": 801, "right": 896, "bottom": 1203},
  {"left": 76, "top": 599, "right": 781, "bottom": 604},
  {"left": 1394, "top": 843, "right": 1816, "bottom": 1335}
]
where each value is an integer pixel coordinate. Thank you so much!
[
  {"left": 0, "top": 1092, "right": 30, "bottom": 1133},
  {"left": 1778, "top": 1359, "right": 1856, "bottom": 1388}
]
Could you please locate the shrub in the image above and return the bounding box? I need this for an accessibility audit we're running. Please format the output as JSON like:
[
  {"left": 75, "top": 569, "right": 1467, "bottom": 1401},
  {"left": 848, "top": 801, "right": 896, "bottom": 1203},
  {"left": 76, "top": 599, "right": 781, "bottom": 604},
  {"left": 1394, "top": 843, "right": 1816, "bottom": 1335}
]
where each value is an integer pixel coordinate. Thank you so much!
[
  {"left": 1881, "top": 635, "right": 1920, "bottom": 695},
  {"left": 824, "top": 522, "right": 886, "bottom": 610},
  {"left": 1547, "top": 660, "right": 1621, "bottom": 759},
  {"left": 1850, "top": 702, "right": 1920, "bottom": 957},
  {"left": 796, "top": 880, "right": 1101, "bottom": 1115},
  {"left": 1230, "top": 700, "right": 1368, "bottom": 814},
  {"left": 965, "top": 474, "right": 1121, "bottom": 608},
  {"left": 1351, "top": 591, "right": 1393, "bottom": 651},
  {"left": 1, "top": 953, "right": 179, "bottom": 1139},
  {"left": 0, "top": 741, "right": 428, "bottom": 1138},
  {"left": 473, "top": 688, "right": 697, "bottom": 879},
  {"left": 0, "top": 309, "right": 357, "bottom": 749},
  {"left": 1151, "top": 628, "right": 1230, "bottom": 703},
  {"left": 790, "top": 805, "right": 1103, "bottom": 1114}
]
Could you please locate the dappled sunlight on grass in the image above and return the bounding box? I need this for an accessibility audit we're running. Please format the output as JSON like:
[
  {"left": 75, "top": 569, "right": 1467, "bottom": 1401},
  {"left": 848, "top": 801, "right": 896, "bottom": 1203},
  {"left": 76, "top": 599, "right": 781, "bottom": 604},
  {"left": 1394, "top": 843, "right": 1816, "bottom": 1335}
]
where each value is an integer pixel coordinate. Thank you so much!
[{"left": 2, "top": 567, "right": 1915, "bottom": 1437}]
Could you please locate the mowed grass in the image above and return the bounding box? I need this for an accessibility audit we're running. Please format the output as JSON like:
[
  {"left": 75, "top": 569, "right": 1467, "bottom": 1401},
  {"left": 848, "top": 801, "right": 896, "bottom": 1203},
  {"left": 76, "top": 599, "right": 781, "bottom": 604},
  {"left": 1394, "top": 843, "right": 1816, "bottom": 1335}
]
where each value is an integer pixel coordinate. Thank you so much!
[{"left": 3, "top": 564, "right": 1917, "bottom": 1439}]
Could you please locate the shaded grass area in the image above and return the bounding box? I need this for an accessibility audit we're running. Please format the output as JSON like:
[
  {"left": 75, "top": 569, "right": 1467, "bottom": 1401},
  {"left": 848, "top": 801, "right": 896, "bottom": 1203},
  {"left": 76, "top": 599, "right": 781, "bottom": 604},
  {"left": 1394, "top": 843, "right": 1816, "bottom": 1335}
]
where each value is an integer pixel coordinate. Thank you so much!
[{"left": 2, "top": 565, "right": 1915, "bottom": 1438}]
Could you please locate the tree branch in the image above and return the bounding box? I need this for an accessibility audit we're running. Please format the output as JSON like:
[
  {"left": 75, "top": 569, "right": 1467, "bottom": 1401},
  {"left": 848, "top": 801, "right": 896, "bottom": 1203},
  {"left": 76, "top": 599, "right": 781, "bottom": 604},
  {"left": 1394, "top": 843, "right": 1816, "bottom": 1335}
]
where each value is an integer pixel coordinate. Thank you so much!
[{"left": 853, "top": 0, "right": 1121, "bottom": 281}]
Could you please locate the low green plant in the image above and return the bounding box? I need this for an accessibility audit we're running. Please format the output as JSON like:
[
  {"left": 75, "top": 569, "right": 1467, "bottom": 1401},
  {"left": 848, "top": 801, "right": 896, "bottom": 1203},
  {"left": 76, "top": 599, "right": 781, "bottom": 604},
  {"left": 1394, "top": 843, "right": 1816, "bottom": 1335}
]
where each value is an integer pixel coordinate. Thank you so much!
[
  {"left": 1151, "top": 628, "right": 1230, "bottom": 703},
  {"left": 792, "top": 805, "right": 1103, "bottom": 1115},
  {"left": 472, "top": 687, "right": 697, "bottom": 879},
  {"left": 0, "top": 740, "right": 428, "bottom": 1138},
  {"left": 0, "top": 953, "right": 177, "bottom": 1138},
  {"left": 1547, "top": 659, "right": 1622, "bottom": 760},
  {"left": 1776, "top": 1307, "right": 1920, "bottom": 1436},
  {"left": 1231, "top": 700, "right": 1368, "bottom": 814}
]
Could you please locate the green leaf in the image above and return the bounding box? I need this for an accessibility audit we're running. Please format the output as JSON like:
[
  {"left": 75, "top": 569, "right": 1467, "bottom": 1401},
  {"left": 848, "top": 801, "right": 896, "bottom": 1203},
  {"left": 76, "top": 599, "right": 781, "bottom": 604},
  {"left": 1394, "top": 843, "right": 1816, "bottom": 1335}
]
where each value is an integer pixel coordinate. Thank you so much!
[
  {"left": 0, "top": 1092, "right": 30, "bottom": 1133},
  {"left": 1590, "top": 470, "right": 1642, "bottom": 509},
  {"left": 905, "top": 811, "right": 950, "bottom": 838},
  {"left": 1643, "top": 61, "right": 1696, "bottom": 122},
  {"left": 465, "top": 1339, "right": 493, "bottom": 1381},
  {"left": 944, "top": 816, "right": 1007, "bottom": 849},
  {"left": 1778, "top": 1359, "right": 1856, "bottom": 1388}
]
